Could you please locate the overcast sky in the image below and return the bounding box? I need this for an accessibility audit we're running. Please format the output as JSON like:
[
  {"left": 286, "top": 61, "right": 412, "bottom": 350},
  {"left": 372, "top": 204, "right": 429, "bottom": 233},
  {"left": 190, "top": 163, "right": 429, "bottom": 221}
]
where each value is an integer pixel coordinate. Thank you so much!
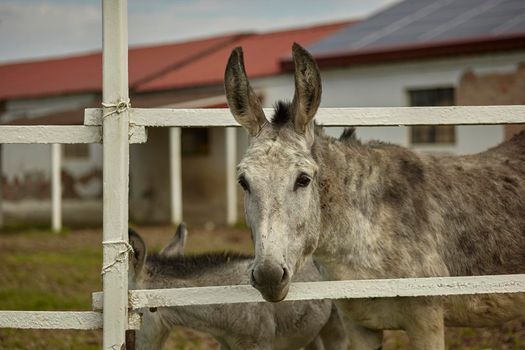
[{"left": 0, "top": 0, "right": 399, "bottom": 64}]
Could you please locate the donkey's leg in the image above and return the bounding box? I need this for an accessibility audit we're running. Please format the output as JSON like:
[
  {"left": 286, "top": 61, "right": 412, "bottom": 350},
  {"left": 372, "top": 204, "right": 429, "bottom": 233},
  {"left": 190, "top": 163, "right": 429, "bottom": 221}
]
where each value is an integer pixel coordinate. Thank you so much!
[
  {"left": 344, "top": 317, "right": 383, "bottom": 350},
  {"left": 403, "top": 298, "right": 445, "bottom": 350},
  {"left": 319, "top": 304, "right": 349, "bottom": 350},
  {"left": 134, "top": 311, "right": 171, "bottom": 350},
  {"left": 304, "top": 335, "right": 326, "bottom": 350}
]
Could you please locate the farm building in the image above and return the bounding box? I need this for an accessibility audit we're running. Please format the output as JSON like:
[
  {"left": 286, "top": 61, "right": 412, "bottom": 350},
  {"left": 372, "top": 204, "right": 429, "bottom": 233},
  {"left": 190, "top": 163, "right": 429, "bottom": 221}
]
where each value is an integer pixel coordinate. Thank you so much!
[
  {"left": 0, "top": 21, "right": 352, "bottom": 226},
  {"left": 1, "top": 0, "right": 524, "bottom": 226}
]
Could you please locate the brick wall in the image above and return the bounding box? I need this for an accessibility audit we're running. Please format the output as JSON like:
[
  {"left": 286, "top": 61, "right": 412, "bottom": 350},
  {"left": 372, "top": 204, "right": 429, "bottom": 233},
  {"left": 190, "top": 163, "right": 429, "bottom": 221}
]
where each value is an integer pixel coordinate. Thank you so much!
[{"left": 457, "top": 64, "right": 525, "bottom": 140}]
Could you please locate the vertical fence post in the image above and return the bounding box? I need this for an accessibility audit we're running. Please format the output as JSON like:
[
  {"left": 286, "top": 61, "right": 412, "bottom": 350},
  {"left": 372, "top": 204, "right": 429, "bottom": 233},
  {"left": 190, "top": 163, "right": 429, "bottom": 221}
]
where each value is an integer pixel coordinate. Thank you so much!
[
  {"left": 170, "top": 127, "right": 182, "bottom": 224},
  {"left": 0, "top": 144, "right": 3, "bottom": 228},
  {"left": 51, "top": 144, "right": 62, "bottom": 232},
  {"left": 225, "top": 127, "right": 237, "bottom": 226},
  {"left": 102, "top": 0, "right": 130, "bottom": 349}
]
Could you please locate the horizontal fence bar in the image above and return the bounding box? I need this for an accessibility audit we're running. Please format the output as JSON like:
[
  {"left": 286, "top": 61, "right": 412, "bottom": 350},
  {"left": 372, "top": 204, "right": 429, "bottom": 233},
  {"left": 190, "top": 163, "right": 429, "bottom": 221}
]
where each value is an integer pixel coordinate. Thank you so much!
[
  {"left": 0, "top": 311, "right": 141, "bottom": 330},
  {"left": 85, "top": 105, "right": 525, "bottom": 127},
  {"left": 92, "top": 274, "right": 525, "bottom": 310},
  {"left": 0, "top": 125, "right": 147, "bottom": 144}
]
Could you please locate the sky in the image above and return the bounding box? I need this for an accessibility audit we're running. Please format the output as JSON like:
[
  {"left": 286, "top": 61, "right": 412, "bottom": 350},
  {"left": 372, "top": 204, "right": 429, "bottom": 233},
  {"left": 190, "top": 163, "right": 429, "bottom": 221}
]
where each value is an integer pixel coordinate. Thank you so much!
[{"left": 0, "top": 0, "right": 399, "bottom": 64}]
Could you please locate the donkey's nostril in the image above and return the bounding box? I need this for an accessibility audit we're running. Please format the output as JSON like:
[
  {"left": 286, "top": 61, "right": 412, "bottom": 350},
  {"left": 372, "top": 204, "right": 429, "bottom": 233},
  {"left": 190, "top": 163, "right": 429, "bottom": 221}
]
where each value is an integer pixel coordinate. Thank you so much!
[
  {"left": 252, "top": 262, "right": 287, "bottom": 287},
  {"left": 281, "top": 267, "right": 289, "bottom": 284},
  {"left": 250, "top": 268, "right": 258, "bottom": 285},
  {"left": 250, "top": 262, "right": 291, "bottom": 302}
]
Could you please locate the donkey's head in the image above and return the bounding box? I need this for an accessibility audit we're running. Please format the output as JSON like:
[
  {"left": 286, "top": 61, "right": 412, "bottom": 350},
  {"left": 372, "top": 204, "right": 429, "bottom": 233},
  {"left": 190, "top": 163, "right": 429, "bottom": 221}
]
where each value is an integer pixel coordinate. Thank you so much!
[
  {"left": 128, "top": 228, "right": 147, "bottom": 290},
  {"left": 128, "top": 224, "right": 188, "bottom": 288},
  {"left": 225, "top": 43, "right": 322, "bottom": 302}
]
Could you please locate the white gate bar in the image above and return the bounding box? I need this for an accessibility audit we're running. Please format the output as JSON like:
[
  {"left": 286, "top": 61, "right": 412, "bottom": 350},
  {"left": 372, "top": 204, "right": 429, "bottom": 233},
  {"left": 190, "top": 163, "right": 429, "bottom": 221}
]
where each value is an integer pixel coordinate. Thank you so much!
[
  {"left": 0, "top": 311, "right": 141, "bottom": 330},
  {"left": 85, "top": 105, "right": 525, "bottom": 127},
  {"left": 225, "top": 127, "right": 237, "bottom": 225},
  {"left": 93, "top": 274, "right": 525, "bottom": 310},
  {"left": 0, "top": 126, "right": 102, "bottom": 144},
  {"left": 169, "top": 127, "right": 182, "bottom": 224},
  {"left": 101, "top": 0, "right": 130, "bottom": 348},
  {"left": 0, "top": 126, "right": 146, "bottom": 144},
  {"left": 51, "top": 144, "right": 62, "bottom": 233}
]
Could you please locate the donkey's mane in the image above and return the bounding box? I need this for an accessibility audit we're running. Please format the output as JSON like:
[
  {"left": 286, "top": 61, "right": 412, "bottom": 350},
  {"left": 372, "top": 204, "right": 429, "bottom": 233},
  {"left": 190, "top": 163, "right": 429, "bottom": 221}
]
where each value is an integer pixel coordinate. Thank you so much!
[
  {"left": 146, "top": 251, "right": 253, "bottom": 278},
  {"left": 271, "top": 100, "right": 292, "bottom": 126},
  {"left": 270, "top": 103, "right": 401, "bottom": 152}
]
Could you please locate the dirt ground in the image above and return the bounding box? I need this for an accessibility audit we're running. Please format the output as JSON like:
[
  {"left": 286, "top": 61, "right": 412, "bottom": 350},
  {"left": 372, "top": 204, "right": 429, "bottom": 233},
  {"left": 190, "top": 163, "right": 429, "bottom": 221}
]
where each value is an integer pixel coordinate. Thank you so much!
[{"left": 0, "top": 225, "right": 523, "bottom": 349}]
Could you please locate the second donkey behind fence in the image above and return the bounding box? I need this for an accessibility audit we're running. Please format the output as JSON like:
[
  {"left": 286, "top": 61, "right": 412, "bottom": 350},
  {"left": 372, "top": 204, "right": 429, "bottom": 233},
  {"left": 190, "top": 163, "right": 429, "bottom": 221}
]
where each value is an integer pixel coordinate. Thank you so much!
[{"left": 128, "top": 224, "right": 348, "bottom": 350}]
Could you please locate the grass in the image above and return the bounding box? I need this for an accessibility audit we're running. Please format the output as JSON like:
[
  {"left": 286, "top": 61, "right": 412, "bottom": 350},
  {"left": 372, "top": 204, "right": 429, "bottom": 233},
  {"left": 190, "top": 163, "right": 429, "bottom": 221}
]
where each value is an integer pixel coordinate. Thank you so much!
[
  {"left": 0, "top": 226, "right": 523, "bottom": 349},
  {"left": 0, "top": 225, "right": 252, "bottom": 349}
]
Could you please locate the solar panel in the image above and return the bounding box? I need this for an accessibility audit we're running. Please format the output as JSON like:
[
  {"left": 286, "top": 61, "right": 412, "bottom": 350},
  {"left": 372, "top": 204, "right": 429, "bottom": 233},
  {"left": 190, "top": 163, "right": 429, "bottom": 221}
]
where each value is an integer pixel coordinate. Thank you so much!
[{"left": 308, "top": 0, "right": 525, "bottom": 57}]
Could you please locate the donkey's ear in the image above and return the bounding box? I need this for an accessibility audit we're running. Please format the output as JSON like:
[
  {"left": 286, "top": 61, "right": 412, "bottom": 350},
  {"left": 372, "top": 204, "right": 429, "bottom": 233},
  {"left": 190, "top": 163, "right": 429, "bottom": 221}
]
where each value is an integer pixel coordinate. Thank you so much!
[
  {"left": 224, "top": 47, "right": 267, "bottom": 136},
  {"left": 160, "top": 223, "right": 187, "bottom": 257},
  {"left": 128, "top": 229, "right": 147, "bottom": 278},
  {"left": 291, "top": 43, "right": 322, "bottom": 137}
]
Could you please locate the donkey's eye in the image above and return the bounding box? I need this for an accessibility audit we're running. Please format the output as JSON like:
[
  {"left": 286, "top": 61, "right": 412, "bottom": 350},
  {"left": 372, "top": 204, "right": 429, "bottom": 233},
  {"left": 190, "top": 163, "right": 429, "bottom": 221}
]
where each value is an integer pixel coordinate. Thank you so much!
[
  {"left": 238, "top": 176, "right": 250, "bottom": 193},
  {"left": 294, "top": 173, "right": 311, "bottom": 191}
]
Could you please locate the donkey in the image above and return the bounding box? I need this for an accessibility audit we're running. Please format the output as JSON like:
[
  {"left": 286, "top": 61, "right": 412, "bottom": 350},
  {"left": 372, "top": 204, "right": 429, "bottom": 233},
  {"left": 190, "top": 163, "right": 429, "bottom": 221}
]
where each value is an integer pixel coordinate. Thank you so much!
[
  {"left": 128, "top": 224, "right": 348, "bottom": 350},
  {"left": 224, "top": 43, "right": 525, "bottom": 350}
]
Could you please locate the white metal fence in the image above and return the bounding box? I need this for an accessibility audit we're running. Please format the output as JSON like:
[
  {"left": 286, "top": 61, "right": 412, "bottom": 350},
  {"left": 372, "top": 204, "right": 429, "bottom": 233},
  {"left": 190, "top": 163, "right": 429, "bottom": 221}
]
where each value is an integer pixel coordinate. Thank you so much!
[{"left": 0, "top": 1, "right": 524, "bottom": 349}]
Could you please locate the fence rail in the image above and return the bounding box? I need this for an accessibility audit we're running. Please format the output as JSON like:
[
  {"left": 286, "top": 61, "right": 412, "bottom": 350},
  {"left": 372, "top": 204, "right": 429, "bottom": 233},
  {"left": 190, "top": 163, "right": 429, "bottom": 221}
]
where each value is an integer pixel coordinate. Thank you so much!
[
  {"left": 84, "top": 105, "right": 525, "bottom": 127},
  {"left": 91, "top": 274, "right": 525, "bottom": 310},
  {"left": 0, "top": 311, "right": 141, "bottom": 330},
  {"left": 0, "top": 125, "right": 147, "bottom": 144}
]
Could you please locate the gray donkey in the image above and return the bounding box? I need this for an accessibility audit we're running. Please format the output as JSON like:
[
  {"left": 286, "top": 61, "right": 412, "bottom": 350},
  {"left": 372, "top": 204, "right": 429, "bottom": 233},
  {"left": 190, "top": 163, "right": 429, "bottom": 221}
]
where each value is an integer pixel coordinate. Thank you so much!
[
  {"left": 128, "top": 224, "right": 348, "bottom": 350},
  {"left": 224, "top": 43, "right": 525, "bottom": 350}
]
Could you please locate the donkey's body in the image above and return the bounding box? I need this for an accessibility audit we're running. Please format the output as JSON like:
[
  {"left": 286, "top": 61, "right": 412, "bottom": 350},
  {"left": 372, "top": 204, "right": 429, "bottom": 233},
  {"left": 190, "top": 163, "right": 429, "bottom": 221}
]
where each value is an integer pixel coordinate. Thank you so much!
[
  {"left": 314, "top": 128, "right": 525, "bottom": 347},
  {"left": 129, "top": 227, "right": 348, "bottom": 350},
  {"left": 224, "top": 43, "right": 525, "bottom": 349}
]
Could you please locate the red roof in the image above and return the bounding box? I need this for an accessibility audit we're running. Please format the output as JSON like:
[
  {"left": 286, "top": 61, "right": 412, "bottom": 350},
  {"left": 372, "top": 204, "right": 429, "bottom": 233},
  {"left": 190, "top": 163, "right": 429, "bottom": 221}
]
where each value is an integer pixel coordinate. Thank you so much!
[
  {"left": 128, "top": 34, "right": 245, "bottom": 87},
  {"left": 135, "top": 21, "right": 352, "bottom": 92},
  {"left": 0, "top": 53, "right": 101, "bottom": 100},
  {"left": 0, "top": 33, "right": 243, "bottom": 100}
]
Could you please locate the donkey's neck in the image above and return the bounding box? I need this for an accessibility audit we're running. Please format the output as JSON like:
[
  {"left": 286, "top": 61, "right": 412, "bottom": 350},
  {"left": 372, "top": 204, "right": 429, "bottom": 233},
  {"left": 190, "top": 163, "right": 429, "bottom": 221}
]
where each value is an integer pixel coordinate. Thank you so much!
[
  {"left": 138, "top": 254, "right": 254, "bottom": 339},
  {"left": 310, "top": 133, "right": 433, "bottom": 279},
  {"left": 141, "top": 253, "right": 253, "bottom": 289}
]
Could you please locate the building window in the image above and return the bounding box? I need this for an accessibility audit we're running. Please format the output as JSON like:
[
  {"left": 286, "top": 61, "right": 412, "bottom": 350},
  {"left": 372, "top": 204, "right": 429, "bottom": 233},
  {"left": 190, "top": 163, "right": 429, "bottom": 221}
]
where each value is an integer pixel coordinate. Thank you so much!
[
  {"left": 409, "top": 87, "right": 456, "bottom": 144},
  {"left": 182, "top": 128, "right": 210, "bottom": 156},
  {"left": 64, "top": 144, "right": 90, "bottom": 159}
]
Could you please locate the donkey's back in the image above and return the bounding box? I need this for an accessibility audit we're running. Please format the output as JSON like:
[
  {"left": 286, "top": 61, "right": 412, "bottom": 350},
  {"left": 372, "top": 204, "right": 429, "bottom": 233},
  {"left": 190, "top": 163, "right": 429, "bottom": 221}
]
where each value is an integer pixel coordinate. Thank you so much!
[
  {"left": 410, "top": 131, "right": 525, "bottom": 327},
  {"left": 421, "top": 131, "right": 525, "bottom": 277}
]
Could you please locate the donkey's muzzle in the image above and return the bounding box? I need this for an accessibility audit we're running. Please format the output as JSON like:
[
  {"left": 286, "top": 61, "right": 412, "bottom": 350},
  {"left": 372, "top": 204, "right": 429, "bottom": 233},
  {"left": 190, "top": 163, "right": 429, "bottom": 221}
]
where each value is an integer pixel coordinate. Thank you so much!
[{"left": 250, "top": 262, "right": 290, "bottom": 302}]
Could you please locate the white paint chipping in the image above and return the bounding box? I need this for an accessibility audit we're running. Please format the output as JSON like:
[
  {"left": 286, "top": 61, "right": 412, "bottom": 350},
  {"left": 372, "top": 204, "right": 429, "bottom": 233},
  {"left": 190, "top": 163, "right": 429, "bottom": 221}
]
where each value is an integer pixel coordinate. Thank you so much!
[
  {"left": 84, "top": 106, "right": 525, "bottom": 127},
  {"left": 0, "top": 311, "right": 141, "bottom": 330},
  {"left": 92, "top": 274, "right": 525, "bottom": 310}
]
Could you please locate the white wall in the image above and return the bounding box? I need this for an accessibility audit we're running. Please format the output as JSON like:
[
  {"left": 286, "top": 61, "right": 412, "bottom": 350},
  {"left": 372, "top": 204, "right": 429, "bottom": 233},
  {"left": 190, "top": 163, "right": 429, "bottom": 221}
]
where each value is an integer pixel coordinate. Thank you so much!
[
  {"left": 1, "top": 92, "right": 103, "bottom": 200},
  {"left": 1, "top": 91, "right": 102, "bottom": 177},
  {"left": 253, "top": 51, "right": 524, "bottom": 155}
]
